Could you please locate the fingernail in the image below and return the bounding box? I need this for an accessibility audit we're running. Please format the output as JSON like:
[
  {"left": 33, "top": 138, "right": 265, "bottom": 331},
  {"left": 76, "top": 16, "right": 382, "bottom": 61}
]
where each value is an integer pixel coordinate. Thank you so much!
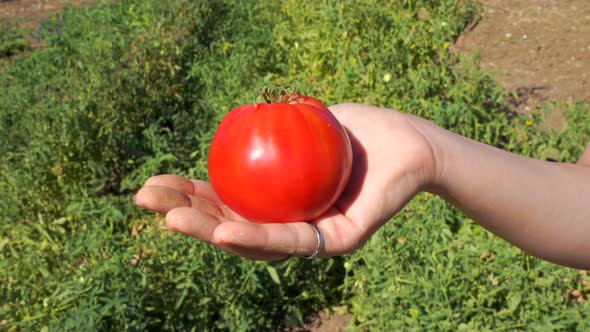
[
  {"left": 214, "top": 237, "right": 230, "bottom": 245},
  {"left": 165, "top": 218, "right": 179, "bottom": 232},
  {"left": 212, "top": 232, "right": 230, "bottom": 245}
]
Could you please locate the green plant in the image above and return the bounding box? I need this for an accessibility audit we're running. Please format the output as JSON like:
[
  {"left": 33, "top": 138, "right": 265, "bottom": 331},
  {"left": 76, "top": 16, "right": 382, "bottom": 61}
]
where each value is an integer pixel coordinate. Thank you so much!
[
  {"left": 0, "top": 1, "right": 344, "bottom": 330},
  {"left": 0, "top": 21, "right": 30, "bottom": 58},
  {"left": 1, "top": 0, "right": 589, "bottom": 330},
  {"left": 344, "top": 191, "right": 590, "bottom": 331}
]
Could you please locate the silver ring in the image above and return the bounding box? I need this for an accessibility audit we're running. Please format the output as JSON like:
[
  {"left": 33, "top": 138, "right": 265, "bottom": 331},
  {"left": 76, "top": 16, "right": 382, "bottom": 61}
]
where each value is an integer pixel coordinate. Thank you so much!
[{"left": 306, "top": 223, "right": 323, "bottom": 259}]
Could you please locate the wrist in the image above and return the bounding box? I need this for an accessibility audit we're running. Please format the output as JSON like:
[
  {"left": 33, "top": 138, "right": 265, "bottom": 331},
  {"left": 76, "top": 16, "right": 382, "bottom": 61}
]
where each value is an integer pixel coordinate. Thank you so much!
[{"left": 404, "top": 114, "right": 449, "bottom": 195}]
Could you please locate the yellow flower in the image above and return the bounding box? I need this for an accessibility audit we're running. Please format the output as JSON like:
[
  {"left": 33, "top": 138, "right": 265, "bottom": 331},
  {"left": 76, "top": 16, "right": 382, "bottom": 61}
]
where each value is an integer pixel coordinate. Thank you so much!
[
  {"left": 443, "top": 42, "right": 450, "bottom": 49},
  {"left": 525, "top": 120, "right": 533, "bottom": 126}
]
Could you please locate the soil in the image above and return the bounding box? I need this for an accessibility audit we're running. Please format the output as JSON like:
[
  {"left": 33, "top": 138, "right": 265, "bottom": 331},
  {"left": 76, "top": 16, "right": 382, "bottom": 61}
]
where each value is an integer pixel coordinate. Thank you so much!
[
  {"left": 286, "top": 309, "right": 350, "bottom": 332},
  {"left": 452, "top": 0, "right": 590, "bottom": 129},
  {"left": 1, "top": 0, "right": 588, "bottom": 331},
  {"left": 0, "top": 0, "right": 94, "bottom": 29}
]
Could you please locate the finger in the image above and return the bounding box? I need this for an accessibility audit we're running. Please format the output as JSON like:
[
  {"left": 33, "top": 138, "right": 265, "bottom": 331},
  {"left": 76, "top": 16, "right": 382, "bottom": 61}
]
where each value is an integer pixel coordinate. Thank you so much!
[
  {"left": 315, "top": 211, "right": 366, "bottom": 256},
  {"left": 212, "top": 220, "right": 323, "bottom": 257},
  {"left": 189, "top": 179, "right": 248, "bottom": 221},
  {"left": 144, "top": 175, "right": 225, "bottom": 207},
  {"left": 135, "top": 185, "right": 191, "bottom": 214},
  {"left": 166, "top": 207, "right": 223, "bottom": 243},
  {"left": 213, "top": 207, "right": 367, "bottom": 258},
  {"left": 221, "top": 244, "right": 290, "bottom": 261},
  {"left": 136, "top": 185, "right": 223, "bottom": 216},
  {"left": 144, "top": 174, "right": 194, "bottom": 194},
  {"left": 189, "top": 179, "right": 224, "bottom": 205},
  {"left": 166, "top": 207, "right": 287, "bottom": 260}
]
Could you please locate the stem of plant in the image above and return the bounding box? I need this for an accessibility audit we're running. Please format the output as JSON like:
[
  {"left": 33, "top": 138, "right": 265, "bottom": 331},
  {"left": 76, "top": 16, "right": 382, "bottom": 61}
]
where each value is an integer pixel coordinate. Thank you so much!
[{"left": 257, "top": 85, "right": 298, "bottom": 104}]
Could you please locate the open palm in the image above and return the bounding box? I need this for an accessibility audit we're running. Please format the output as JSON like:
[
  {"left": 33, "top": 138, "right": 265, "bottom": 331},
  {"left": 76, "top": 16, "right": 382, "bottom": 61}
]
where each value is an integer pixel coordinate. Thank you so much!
[{"left": 135, "top": 103, "right": 435, "bottom": 260}]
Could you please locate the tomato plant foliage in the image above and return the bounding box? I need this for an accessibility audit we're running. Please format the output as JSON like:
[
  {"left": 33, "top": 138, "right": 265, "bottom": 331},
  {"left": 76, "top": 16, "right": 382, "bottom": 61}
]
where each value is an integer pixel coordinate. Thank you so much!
[{"left": 1, "top": 0, "right": 589, "bottom": 331}]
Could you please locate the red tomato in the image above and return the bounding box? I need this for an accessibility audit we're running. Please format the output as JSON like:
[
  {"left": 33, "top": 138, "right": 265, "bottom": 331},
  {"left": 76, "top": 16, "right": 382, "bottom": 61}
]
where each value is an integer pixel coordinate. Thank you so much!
[{"left": 208, "top": 93, "right": 353, "bottom": 223}]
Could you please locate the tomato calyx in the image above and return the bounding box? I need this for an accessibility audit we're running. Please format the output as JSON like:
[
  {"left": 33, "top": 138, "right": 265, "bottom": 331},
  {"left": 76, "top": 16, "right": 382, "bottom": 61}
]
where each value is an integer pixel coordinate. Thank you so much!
[{"left": 257, "top": 85, "right": 299, "bottom": 104}]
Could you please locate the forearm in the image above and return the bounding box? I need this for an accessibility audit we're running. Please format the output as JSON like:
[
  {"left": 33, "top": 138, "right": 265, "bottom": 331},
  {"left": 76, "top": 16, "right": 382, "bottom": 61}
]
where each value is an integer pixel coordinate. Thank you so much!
[{"left": 410, "top": 116, "right": 590, "bottom": 269}]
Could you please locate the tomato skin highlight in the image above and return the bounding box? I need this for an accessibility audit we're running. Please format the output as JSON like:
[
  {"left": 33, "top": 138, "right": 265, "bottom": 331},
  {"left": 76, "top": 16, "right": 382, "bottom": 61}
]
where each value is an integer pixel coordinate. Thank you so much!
[{"left": 208, "top": 95, "right": 353, "bottom": 223}]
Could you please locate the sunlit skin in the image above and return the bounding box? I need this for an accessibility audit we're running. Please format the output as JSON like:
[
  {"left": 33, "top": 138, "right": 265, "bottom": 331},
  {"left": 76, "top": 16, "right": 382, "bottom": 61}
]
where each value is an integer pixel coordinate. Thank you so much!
[{"left": 135, "top": 103, "right": 590, "bottom": 268}]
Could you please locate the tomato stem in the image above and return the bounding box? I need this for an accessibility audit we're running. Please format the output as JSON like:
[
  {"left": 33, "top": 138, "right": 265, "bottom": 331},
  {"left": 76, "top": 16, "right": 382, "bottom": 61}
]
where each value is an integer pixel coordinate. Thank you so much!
[{"left": 257, "top": 85, "right": 298, "bottom": 104}]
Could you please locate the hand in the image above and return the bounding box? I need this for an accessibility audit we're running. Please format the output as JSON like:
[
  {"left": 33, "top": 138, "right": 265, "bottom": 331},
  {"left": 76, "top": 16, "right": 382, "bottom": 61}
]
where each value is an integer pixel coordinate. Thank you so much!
[{"left": 134, "top": 103, "right": 436, "bottom": 260}]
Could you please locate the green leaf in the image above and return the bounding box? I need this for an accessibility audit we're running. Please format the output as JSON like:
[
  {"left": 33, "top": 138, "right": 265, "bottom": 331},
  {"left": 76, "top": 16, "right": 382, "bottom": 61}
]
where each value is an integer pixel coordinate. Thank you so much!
[
  {"left": 266, "top": 265, "right": 281, "bottom": 285},
  {"left": 507, "top": 292, "right": 522, "bottom": 314}
]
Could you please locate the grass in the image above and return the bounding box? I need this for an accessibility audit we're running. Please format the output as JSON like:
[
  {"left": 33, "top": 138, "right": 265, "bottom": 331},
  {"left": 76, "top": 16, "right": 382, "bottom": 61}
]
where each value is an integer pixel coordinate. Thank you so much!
[
  {"left": 0, "top": 20, "right": 30, "bottom": 70},
  {"left": 0, "top": 0, "right": 589, "bottom": 331}
]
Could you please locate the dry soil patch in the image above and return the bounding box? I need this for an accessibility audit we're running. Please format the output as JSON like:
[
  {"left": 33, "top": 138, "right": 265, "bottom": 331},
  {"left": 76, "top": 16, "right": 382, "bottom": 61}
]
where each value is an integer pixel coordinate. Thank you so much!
[{"left": 452, "top": 0, "right": 590, "bottom": 128}]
